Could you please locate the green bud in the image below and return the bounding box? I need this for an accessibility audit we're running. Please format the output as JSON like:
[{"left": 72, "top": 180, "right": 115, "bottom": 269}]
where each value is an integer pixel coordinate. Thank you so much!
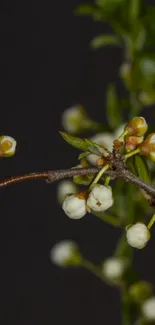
[
  {"left": 124, "top": 117, "right": 148, "bottom": 137},
  {"left": 129, "top": 281, "right": 153, "bottom": 304}
]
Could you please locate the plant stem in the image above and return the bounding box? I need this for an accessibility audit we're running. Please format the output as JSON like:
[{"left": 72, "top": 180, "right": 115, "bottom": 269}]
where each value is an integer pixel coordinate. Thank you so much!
[
  {"left": 147, "top": 214, "right": 155, "bottom": 230},
  {"left": 121, "top": 288, "right": 131, "bottom": 325},
  {"left": 118, "top": 130, "right": 129, "bottom": 141},
  {"left": 124, "top": 148, "right": 140, "bottom": 161},
  {"left": 81, "top": 260, "right": 109, "bottom": 284},
  {"left": 89, "top": 164, "right": 110, "bottom": 189}
]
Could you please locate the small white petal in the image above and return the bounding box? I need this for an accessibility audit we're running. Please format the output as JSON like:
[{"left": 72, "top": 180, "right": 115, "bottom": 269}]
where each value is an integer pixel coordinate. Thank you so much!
[
  {"left": 103, "top": 257, "right": 125, "bottom": 280},
  {"left": 87, "top": 185, "right": 113, "bottom": 212},
  {"left": 62, "top": 194, "right": 87, "bottom": 219},
  {"left": 126, "top": 223, "right": 150, "bottom": 249},
  {"left": 142, "top": 297, "right": 155, "bottom": 320},
  {"left": 50, "top": 240, "right": 77, "bottom": 266},
  {"left": 57, "top": 180, "right": 78, "bottom": 203}
]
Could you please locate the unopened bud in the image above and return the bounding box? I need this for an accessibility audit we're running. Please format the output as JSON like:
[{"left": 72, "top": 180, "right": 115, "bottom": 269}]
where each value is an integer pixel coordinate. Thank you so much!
[
  {"left": 50, "top": 240, "right": 81, "bottom": 267},
  {"left": 142, "top": 297, "right": 155, "bottom": 320},
  {"left": 119, "top": 63, "right": 131, "bottom": 87},
  {"left": 138, "top": 133, "right": 155, "bottom": 162},
  {"left": 0, "top": 136, "right": 17, "bottom": 157},
  {"left": 62, "top": 105, "right": 89, "bottom": 134},
  {"left": 126, "top": 222, "right": 150, "bottom": 249},
  {"left": 129, "top": 281, "right": 152, "bottom": 304},
  {"left": 62, "top": 191, "right": 87, "bottom": 219},
  {"left": 87, "top": 184, "right": 113, "bottom": 213},
  {"left": 102, "top": 257, "right": 125, "bottom": 281},
  {"left": 124, "top": 117, "right": 148, "bottom": 137},
  {"left": 139, "top": 91, "right": 155, "bottom": 106},
  {"left": 125, "top": 135, "right": 144, "bottom": 152}
]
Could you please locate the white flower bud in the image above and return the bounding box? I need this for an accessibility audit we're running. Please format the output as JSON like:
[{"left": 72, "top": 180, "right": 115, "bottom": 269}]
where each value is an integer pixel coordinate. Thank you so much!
[
  {"left": 62, "top": 106, "right": 86, "bottom": 134},
  {"left": 62, "top": 193, "right": 87, "bottom": 219},
  {"left": 87, "top": 185, "right": 113, "bottom": 212},
  {"left": 126, "top": 223, "right": 150, "bottom": 249},
  {"left": 0, "top": 136, "right": 17, "bottom": 157},
  {"left": 50, "top": 240, "right": 78, "bottom": 267},
  {"left": 57, "top": 180, "right": 78, "bottom": 204},
  {"left": 102, "top": 257, "right": 125, "bottom": 280},
  {"left": 87, "top": 133, "right": 114, "bottom": 165},
  {"left": 142, "top": 297, "right": 155, "bottom": 320}
]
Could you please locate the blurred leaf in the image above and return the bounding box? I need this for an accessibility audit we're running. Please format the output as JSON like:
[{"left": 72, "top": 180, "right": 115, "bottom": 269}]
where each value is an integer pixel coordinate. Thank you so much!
[
  {"left": 129, "top": 0, "right": 140, "bottom": 21},
  {"left": 143, "top": 6, "right": 155, "bottom": 34},
  {"left": 106, "top": 84, "right": 122, "bottom": 129},
  {"left": 90, "top": 34, "right": 119, "bottom": 49},
  {"left": 75, "top": 3, "right": 99, "bottom": 15},
  {"left": 60, "top": 132, "right": 100, "bottom": 152},
  {"left": 126, "top": 157, "right": 136, "bottom": 175},
  {"left": 131, "top": 25, "right": 146, "bottom": 51},
  {"left": 78, "top": 151, "right": 90, "bottom": 160},
  {"left": 92, "top": 211, "right": 121, "bottom": 227},
  {"left": 133, "top": 155, "right": 151, "bottom": 184},
  {"left": 96, "top": 0, "right": 125, "bottom": 10}
]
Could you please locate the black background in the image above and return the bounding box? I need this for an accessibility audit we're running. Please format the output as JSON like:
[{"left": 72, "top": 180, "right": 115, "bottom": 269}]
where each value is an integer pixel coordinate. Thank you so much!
[{"left": 0, "top": 1, "right": 155, "bottom": 324}]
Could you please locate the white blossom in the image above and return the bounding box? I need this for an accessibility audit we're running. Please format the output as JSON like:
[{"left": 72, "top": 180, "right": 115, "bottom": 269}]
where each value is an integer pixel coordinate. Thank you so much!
[
  {"left": 57, "top": 180, "right": 78, "bottom": 203},
  {"left": 87, "top": 185, "right": 113, "bottom": 212},
  {"left": 103, "top": 257, "right": 125, "bottom": 280},
  {"left": 142, "top": 297, "right": 155, "bottom": 320},
  {"left": 50, "top": 240, "right": 77, "bottom": 266},
  {"left": 62, "top": 106, "right": 85, "bottom": 134},
  {"left": 62, "top": 194, "right": 87, "bottom": 219},
  {"left": 87, "top": 133, "right": 114, "bottom": 165},
  {"left": 126, "top": 223, "right": 150, "bottom": 249}
]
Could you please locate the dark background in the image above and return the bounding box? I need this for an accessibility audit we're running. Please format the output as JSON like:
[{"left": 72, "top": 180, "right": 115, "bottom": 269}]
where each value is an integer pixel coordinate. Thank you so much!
[{"left": 0, "top": 1, "right": 155, "bottom": 324}]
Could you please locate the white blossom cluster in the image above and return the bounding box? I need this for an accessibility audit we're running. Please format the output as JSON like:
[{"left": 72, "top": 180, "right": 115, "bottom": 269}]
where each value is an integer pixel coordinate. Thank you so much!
[{"left": 61, "top": 183, "right": 114, "bottom": 219}]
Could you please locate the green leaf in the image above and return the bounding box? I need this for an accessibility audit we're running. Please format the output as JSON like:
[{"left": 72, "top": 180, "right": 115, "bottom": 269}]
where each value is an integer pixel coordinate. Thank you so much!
[
  {"left": 92, "top": 211, "right": 121, "bottom": 227},
  {"left": 106, "top": 84, "right": 122, "bottom": 129},
  {"left": 133, "top": 155, "right": 151, "bottom": 184},
  {"left": 78, "top": 151, "right": 90, "bottom": 160},
  {"left": 60, "top": 132, "right": 100, "bottom": 153},
  {"left": 96, "top": 0, "right": 125, "bottom": 10},
  {"left": 90, "top": 34, "right": 119, "bottom": 49},
  {"left": 131, "top": 25, "right": 146, "bottom": 51},
  {"left": 74, "top": 3, "right": 98, "bottom": 15}
]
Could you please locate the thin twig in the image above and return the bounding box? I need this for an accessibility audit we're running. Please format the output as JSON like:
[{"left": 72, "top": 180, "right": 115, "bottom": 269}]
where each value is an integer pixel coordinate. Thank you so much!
[{"left": 0, "top": 167, "right": 155, "bottom": 200}]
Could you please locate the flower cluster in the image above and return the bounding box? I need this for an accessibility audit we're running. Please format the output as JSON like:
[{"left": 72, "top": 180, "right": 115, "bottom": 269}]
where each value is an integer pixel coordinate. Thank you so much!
[{"left": 62, "top": 184, "right": 113, "bottom": 219}]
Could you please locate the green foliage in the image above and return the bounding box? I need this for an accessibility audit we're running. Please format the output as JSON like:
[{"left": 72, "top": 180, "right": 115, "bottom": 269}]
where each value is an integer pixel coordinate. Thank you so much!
[
  {"left": 90, "top": 34, "right": 119, "bottom": 49},
  {"left": 58, "top": 2, "right": 155, "bottom": 324},
  {"left": 106, "top": 84, "right": 122, "bottom": 129},
  {"left": 133, "top": 155, "right": 151, "bottom": 184},
  {"left": 60, "top": 131, "right": 100, "bottom": 153}
]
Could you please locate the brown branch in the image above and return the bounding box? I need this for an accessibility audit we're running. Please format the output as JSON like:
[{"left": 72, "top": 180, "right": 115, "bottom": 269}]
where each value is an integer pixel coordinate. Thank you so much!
[{"left": 0, "top": 167, "right": 155, "bottom": 200}]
